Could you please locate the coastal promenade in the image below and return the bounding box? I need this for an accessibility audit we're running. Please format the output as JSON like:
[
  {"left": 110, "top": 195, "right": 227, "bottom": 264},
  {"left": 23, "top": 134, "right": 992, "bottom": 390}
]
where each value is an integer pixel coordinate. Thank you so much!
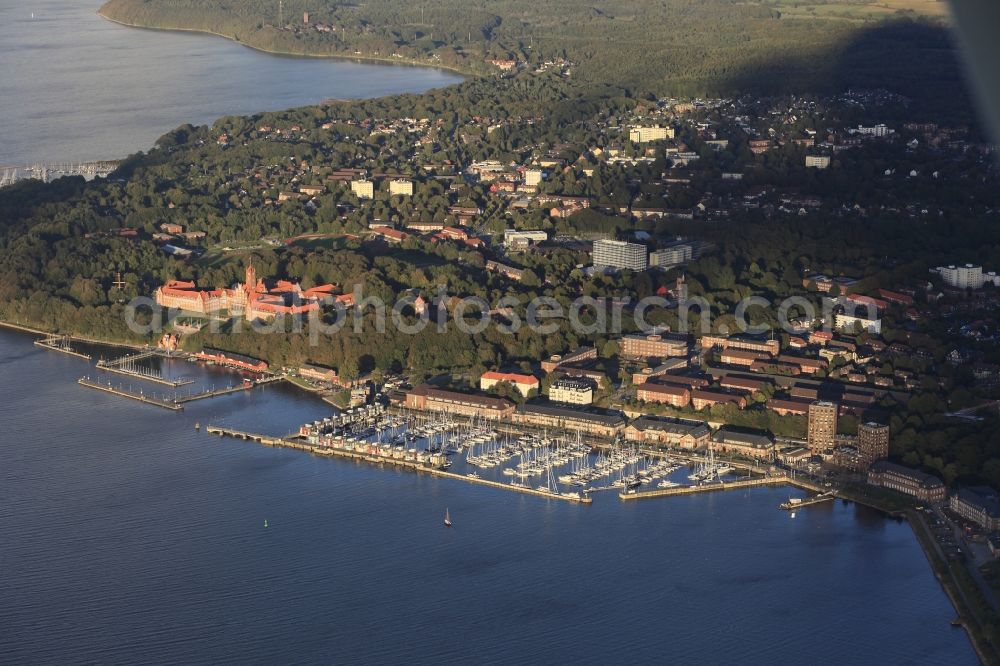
[{"left": 0, "top": 320, "right": 145, "bottom": 351}]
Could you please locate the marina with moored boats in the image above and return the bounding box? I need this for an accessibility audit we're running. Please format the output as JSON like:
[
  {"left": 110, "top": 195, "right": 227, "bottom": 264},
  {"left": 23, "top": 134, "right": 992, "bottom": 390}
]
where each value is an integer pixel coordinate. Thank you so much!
[{"left": 211, "top": 409, "right": 811, "bottom": 505}]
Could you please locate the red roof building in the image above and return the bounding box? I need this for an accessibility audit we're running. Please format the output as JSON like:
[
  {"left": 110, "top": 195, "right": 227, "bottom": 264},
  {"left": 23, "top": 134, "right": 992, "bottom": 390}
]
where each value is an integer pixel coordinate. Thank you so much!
[{"left": 480, "top": 371, "right": 539, "bottom": 397}]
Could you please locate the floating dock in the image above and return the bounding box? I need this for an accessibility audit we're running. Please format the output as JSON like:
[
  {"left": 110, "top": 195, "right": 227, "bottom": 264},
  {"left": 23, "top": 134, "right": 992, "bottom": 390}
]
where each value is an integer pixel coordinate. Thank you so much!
[
  {"left": 77, "top": 377, "right": 183, "bottom": 411},
  {"left": 779, "top": 492, "right": 836, "bottom": 510},
  {"left": 206, "top": 426, "right": 592, "bottom": 504}
]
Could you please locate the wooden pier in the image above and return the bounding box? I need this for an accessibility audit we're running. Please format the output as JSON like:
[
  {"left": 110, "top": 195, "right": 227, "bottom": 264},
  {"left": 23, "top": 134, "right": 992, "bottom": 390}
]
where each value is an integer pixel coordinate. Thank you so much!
[
  {"left": 96, "top": 358, "right": 195, "bottom": 387},
  {"left": 78, "top": 377, "right": 183, "bottom": 411},
  {"left": 100, "top": 350, "right": 160, "bottom": 368},
  {"left": 174, "top": 383, "right": 254, "bottom": 404},
  {"left": 34, "top": 336, "right": 92, "bottom": 360},
  {"left": 779, "top": 491, "right": 837, "bottom": 510},
  {"left": 206, "top": 426, "right": 592, "bottom": 504},
  {"left": 618, "top": 475, "right": 787, "bottom": 500}
]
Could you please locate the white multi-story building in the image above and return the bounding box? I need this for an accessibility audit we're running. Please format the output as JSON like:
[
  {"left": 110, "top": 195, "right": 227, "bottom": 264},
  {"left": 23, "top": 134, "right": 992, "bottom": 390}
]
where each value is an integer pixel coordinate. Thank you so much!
[
  {"left": 805, "top": 155, "right": 831, "bottom": 169},
  {"left": 853, "top": 124, "right": 893, "bottom": 137},
  {"left": 479, "top": 371, "right": 539, "bottom": 398},
  {"left": 649, "top": 243, "right": 693, "bottom": 267},
  {"left": 351, "top": 179, "right": 374, "bottom": 199},
  {"left": 504, "top": 229, "right": 549, "bottom": 247},
  {"left": 388, "top": 179, "right": 413, "bottom": 196},
  {"left": 593, "top": 239, "right": 648, "bottom": 271},
  {"left": 548, "top": 378, "right": 594, "bottom": 405},
  {"left": 935, "top": 264, "right": 984, "bottom": 290},
  {"left": 629, "top": 126, "right": 674, "bottom": 143},
  {"left": 523, "top": 169, "right": 544, "bottom": 187},
  {"left": 835, "top": 311, "right": 882, "bottom": 335}
]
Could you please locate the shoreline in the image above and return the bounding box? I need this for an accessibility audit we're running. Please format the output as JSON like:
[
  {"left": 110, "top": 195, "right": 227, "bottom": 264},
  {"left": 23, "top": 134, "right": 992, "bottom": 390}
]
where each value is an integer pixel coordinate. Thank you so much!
[
  {"left": 96, "top": 11, "right": 472, "bottom": 81},
  {"left": 0, "top": 319, "right": 145, "bottom": 350},
  {"left": 1, "top": 316, "right": 990, "bottom": 659}
]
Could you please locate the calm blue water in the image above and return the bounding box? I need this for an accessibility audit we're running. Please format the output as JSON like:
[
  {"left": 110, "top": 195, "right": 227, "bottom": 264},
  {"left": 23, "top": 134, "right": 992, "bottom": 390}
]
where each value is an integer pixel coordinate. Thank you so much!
[
  {"left": 0, "top": 0, "right": 462, "bottom": 165},
  {"left": 0, "top": 329, "right": 976, "bottom": 664}
]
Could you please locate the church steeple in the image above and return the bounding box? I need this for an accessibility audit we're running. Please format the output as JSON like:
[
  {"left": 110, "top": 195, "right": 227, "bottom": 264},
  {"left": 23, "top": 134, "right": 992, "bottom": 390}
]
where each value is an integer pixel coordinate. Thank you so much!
[{"left": 246, "top": 260, "right": 257, "bottom": 295}]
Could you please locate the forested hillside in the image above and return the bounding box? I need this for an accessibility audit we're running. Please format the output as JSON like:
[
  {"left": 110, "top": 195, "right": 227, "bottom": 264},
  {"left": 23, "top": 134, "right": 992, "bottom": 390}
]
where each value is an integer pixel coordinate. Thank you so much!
[{"left": 99, "top": 0, "right": 961, "bottom": 103}]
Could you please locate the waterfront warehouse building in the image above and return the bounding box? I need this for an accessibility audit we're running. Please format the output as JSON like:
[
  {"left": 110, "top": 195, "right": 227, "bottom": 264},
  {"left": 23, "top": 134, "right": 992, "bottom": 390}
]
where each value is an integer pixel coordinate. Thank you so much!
[
  {"left": 867, "top": 461, "right": 946, "bottom": 503},
  {"left": 512, "top": 403, "right": 625, "bottom": 439},
  {"left": 950, "top": 487, "right": 1000, "bottom": 531},
  {"left": 404, "top": 385, "right": 515, "bottom": 419},
  {"left": 195, "top": 347, "right": 269, "bottom": 373},
  {"left": 624, "top": 417, "right": 710, "bottom": 449},
  {"left": 711, "top": 428, "right": 774, "bottom": 460}
]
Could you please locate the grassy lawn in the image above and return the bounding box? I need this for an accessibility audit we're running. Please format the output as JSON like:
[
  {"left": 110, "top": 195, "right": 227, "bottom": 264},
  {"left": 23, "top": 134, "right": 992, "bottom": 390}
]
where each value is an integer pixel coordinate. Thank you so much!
[{"left": 284, "top": 374, "right": 322, "bottom": 392}]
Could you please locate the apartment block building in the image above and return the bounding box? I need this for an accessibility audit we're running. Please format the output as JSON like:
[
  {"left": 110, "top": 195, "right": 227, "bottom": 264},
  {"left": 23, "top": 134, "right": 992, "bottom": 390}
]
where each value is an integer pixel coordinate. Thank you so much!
[
  {"left": 807, "top": 400, "right": 839, "bottom": 453},
  {"left": 636, "top": 382, "right": 691, "bottom": 408},
  {"left": 548, "top": 378, "right": 595, "bottom": 405},
  {"left": 620, "top": 333, "right": 688, "bottom": 361},
  {"left": 857, "top": 422, "right": 890, "bottom": 466},
  {"left": 593, "top": 239, "right": 648, "bottom": 271},
  {"left": 629, "top": 126, "right": 674, "bottom": 143},
  {"left": 388, "top": 179, "right": 414, "bottom": 196},
  {"left": 351, "top": 179, "right": 375, "bottom": 199}
]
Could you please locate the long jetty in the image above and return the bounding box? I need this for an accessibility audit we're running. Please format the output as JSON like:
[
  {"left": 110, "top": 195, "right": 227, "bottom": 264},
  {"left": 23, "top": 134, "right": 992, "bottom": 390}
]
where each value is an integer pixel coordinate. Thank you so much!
[
  {"left": 206, "top": 426, "right": 593, "bottom": 504},
  {"left": 174, "top": 384, "right": 252, "bottom": 403},
  {"left": 78, "top": 377, "right": 183, "bottom": 411},
  {"left": 100, "top": 350, "right": 160, "bottom": 368},
  {"left": 779, "top": 492, "right": 836, "bottom": 510},
  {"left": 97, "top": 363, "right": 195, "bottom": 387},
  {"left": 34, "top": 336, "right": 92, "bottom": 360},
  {"left": 174, "top": 376, "right": 282, "bottom": 403},
  {"left": 96, "top": 354, "right": 195, "bottom": 387},
  {"left": 619, "top": 475, "right": 787, "bottom": 500}
]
